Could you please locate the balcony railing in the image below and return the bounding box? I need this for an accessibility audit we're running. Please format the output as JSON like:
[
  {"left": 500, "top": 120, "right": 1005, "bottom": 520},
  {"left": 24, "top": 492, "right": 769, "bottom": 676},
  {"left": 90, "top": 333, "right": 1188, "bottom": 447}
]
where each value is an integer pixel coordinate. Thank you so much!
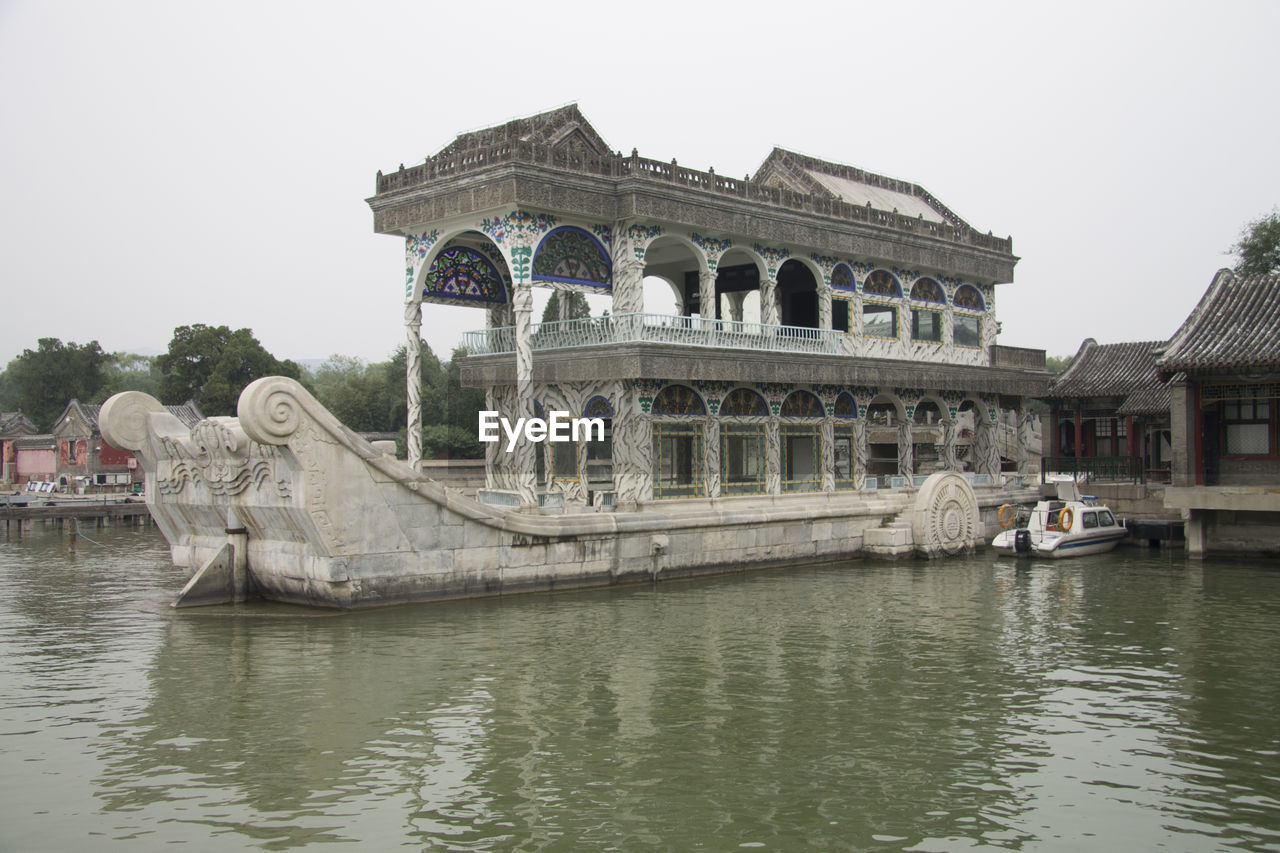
[
  {"left": 1042, "top": 455, "right": 1142, "bottom": 484},
  {"left": 460, "top": 313, "right": 844, "bottom": 357}
]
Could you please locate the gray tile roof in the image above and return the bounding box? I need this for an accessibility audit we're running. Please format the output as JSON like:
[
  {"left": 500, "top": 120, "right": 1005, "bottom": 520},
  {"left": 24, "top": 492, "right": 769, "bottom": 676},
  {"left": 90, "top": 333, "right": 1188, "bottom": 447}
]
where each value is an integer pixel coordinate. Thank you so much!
[
  {"left": 1158, "top": 268, "right": 1280, "bottom": 373},
  {"left": 58, "top": 398, "right": 204, "bottom": 435},
  {"left": 1048, "top": 338, "right": 1166, "bottom": 400},
  {"left": 433, "top": 104, "right": 612, "bottom": 159}
]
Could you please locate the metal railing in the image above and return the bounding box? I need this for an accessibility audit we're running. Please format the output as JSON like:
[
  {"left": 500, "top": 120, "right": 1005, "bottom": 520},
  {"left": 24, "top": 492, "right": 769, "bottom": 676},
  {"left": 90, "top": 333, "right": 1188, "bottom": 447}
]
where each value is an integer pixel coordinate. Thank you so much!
[
  {"left": 461, "top": 313, "right": 844, "bottom": 357},
  {"left": 1041, "top": 455, "right": 1142, "bottom": 484}
]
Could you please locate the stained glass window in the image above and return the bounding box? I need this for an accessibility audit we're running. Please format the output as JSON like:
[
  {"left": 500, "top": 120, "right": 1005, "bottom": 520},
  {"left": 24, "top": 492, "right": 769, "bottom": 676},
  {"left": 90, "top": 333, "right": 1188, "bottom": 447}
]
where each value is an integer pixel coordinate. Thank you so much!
[
  {"left": 532, "top": 227, "right": 611, "bottom": 288},
  {"left": 831, "top": 264, "right": 856, "bottom": 292},
  {"left": 863, "top": 270, "right": 901, "bottom": 297},
  {"left": 719, "top": 388, "right": 768, "bottom": 417},
  {"left": 424, "top": 246, "right": 507, "bottom": 304},
  {"left": 652, "top": 385, "right": 706, "bottom": 416},
  {"left": 954, "top": 285, "right": 984, "bottom": 310},
  {"left": 780, "top": 391, "right": 823, "bottom": 418},
  {"left": 910, "top": 278, "right": 944, "bottom": 303}
]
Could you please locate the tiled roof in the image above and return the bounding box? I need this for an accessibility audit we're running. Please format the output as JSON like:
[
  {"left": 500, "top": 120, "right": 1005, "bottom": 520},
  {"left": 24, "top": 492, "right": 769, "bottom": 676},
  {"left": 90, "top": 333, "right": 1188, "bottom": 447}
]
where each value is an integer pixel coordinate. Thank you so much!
[
  {"left": 0, "top": 412, "right": 39, "bottom": 436},
  {"left": 751, "top": 148, "right": 968, "bottom": 229},
  {"left": 432, "top": 104, "right": 612, "bottom": 159},
  {"left": 57, "top": 398, "right": 205, "bottom": 434},
  {"left": 1158, "top": 269, "right": 1280, "bottom": 373},
  {"left": 1116, "top": 385, "right": 1172, "bottom": 416},
  {"left": 1047, "top": 338, "right": 1166, "bottom": 400}
]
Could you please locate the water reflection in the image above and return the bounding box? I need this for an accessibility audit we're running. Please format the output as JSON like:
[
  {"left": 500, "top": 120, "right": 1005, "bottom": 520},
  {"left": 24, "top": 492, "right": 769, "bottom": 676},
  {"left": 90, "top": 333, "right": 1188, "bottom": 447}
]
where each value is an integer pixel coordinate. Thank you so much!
[{"left": 2, "top": 525, "right": 1280, "bottom": 850}]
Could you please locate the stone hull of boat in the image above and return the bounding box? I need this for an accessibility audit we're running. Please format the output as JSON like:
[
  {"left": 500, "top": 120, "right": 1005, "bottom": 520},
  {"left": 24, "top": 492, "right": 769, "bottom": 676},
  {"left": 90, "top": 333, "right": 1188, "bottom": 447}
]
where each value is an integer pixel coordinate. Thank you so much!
[{"left": 100, "top": 377, "right": 1037, "bottom": 609}]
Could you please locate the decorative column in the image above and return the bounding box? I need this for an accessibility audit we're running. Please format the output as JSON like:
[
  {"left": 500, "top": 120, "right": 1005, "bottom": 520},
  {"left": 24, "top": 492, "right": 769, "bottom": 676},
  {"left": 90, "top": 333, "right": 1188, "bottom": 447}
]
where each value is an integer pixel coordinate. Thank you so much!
[
  {"left": 818, "top": 282, "right": 832, "bottom": 331},
  {"left": 558, "top": 288, "right": 574, "bottom": 321},
  {"left": 705, "top": 418, "right": 721, "bottom": 498},
  {"left": 766, "top": 416, "right": 781, "bottom": 494},
  {"left": 402, "top": 229, "right": 440, "bottom": 471},
  {"left": 405, "top": 299, "right": 424, "bottom": 469},
  {"left": 512, "top": 280, "right": 537, "bottom": 506},
  {"left": 755, "top": 244, "right": 788, "bottom": 328},
  {"left": 699, "top": 269, "right": 717, "bottom": 320},
  {"left": 821, "top": 417, "right": 834, "bottom": 491},
  {"left": 853, "top": 420, "right": 868, "bottom": 490},
  {"left": 942, "top": 418, "right": 959, "bottom": 471},
  {"left": 761, "top": 275, "right": 779, "bottom": 326},
  {"left": 612, "top": 221, "right": 649, "bottom": 316},
  {"left": 897, "top": 420, "right": 914, "bottom": 479}
]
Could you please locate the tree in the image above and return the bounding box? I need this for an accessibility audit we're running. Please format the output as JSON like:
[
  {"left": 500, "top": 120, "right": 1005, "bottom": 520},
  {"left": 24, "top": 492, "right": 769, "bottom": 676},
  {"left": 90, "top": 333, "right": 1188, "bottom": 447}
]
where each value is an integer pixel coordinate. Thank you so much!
[
  {"left": 541, "top": 290, "right": 591, "bottom": 323},
  {"left": 4, "top": 338, "right": 108, "bottom": 429},
  {"left": 1229, "top": 208, "right": 1280, "bottom": 277},
  {"left": 100, "top": 352, "right": 163, "bottom": 400},
  {"left": 156, "top": 324, "right": 301, "bottom": 416},
  {"left": 307, "top": 354, "right": 402, "bottom": 433}
]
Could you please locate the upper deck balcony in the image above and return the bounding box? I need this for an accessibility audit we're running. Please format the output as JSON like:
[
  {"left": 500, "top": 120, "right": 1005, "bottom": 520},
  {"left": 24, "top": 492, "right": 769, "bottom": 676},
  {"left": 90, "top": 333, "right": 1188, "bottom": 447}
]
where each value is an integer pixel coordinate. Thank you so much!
[{"left": 461, "top": 312, "right": 1047, "bottom": 374}]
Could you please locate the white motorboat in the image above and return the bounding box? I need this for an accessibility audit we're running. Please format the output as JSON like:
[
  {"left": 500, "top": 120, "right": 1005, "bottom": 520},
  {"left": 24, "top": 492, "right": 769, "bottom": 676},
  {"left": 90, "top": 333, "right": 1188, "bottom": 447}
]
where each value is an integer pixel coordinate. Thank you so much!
[{"left": 991, "top": 479, "right": 1127, "bottom": 557}]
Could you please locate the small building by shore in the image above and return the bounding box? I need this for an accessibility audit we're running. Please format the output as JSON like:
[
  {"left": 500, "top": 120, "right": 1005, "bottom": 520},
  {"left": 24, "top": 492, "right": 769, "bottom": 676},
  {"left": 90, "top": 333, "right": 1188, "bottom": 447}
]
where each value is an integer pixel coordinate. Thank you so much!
[{"left": 1159, "top": 269, "right": 1280, "bottom": 556}]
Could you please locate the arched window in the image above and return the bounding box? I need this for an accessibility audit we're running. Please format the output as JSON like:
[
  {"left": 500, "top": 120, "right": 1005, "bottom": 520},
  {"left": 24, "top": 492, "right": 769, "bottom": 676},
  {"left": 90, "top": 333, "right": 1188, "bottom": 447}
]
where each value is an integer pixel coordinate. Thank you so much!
[
  {"left": 910, "top": 278, "right": 945, "bottom": 344},
  {"left": 954, "top": 285, "right": 984, "bottom": 310},
  {"left": 719, "top": 388, "right": 768, "bottom": 495},
  {"left": 719, "top": 388, "right": 768, "bottom": 416},
  {"left": 862, "top": 270, "right": 901, "bottom": 297},
  {"left": 424, "top": 246, "right": 507, "bottom": 304},
  {"left": 953, "top": 285, "right": 984, "bottom": 348},
  {"left": 862, "top": 271, "right": 900, "bottom": 340},
  {"left": 910, "top": 278, "right": 944, "bottom": 303},
  {"left": 834, "top": 393, "right": 858, "bottom": 418},
  {"left": 532, "top": 226, "right": 612, "bottom": 288},
  {"left": 652, "top": 385, "right": 705, "bottom": 498},
  {"left": 831, "top": 264, "right": 856, "bottom": 292},
  {"left": 651, "top": 385, "right": 706, "bottom": 416},
  {"left": 780, "top": 391, "right": 823, "bottom": 492},
  {"left": 780, "top": 390, "right": 823, "bottom": 418}
]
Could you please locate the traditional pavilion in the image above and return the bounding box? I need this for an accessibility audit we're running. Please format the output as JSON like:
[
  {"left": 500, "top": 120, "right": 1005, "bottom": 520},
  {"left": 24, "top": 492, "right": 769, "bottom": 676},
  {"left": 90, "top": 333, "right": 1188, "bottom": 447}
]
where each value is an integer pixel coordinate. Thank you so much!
[
  {"left": 1160, "top": 268, "right": 1280, "bottom": 555},
  {"left": 367, "top": 106, "right": 1048, "bottom": 509},
  {"left": 1046, "top": 338, "right": 1172, "bottom": 483}
]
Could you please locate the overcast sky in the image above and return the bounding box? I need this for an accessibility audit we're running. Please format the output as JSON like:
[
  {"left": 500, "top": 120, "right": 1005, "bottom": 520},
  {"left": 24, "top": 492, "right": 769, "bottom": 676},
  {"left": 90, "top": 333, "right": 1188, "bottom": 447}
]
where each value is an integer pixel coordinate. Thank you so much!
[{"left": 2, "top": 0, "right": 1277, "bottom": 370}]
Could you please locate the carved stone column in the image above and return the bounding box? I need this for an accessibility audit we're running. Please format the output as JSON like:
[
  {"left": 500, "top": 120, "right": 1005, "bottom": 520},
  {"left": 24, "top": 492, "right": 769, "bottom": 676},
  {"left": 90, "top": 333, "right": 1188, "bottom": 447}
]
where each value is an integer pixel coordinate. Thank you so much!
[
  {"left": 726, "top": 291, "right": 745, "bottom": 323},
  {"left": 818, "top": 283, "right": 832, "bottom": 331},
  {"left": 405, "top": 299, "right": 423, "bottom": 470},
  {"left": 766, "top": 416, "right": 781, "bottom": 494},
  {"left": 705, "top": 418, "right": 721, "bottom": 498},
  {"left": 612, "top": 223, "right": 645, "bottom": 315},
  {"left": 897, "top": 421, "right": 914, "bottom": 479},
  {"left": 699, "top": 269, "right": 717, "bottom": 320},
  {"left": 853, "top": 420, "right": 868, "bottom": 490},
  {"left": 821, "top": 417, "right": 834, "bottom": 491},
  {"left": 513, "top": 281, "right": 537, "bottom": 505},
  {"left": 942, "top": 419, "right": 958, "bottom": 471},
  {"left": 761, "top": 276, "right": 779, "bottom": 326}
]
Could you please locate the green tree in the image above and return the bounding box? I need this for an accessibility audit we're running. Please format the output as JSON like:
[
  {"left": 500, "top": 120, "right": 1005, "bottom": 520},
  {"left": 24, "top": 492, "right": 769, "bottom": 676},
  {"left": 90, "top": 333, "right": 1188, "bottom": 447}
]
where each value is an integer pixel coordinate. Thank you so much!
[
  {"left": 156, "top": 324, "right": 301, "bottom": 416},
  {"left": 307, "top": 354, "right": 403, "bottom": 433},
  {"left": 100, "top": 352, "right": 163, "bottom": 400},
  {"left": 541, "top": 290, "right": 591, "bottom": 323},
  {"left": 5, "top": 338, "right": 108, "bottom": 429},
  {"left": 1045, "top": 354, "right": 1073, "bottom": 374},
  {"left": 1229, "top": 208, "right": 1280, "bottom": 277}
]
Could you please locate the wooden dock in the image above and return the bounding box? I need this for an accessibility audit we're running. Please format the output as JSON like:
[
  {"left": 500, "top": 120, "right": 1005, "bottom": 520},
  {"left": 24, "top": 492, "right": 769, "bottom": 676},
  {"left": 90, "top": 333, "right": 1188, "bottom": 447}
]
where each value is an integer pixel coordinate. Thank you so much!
[{"left": 1, "top": 497, "right": 153, "bottom": 535}]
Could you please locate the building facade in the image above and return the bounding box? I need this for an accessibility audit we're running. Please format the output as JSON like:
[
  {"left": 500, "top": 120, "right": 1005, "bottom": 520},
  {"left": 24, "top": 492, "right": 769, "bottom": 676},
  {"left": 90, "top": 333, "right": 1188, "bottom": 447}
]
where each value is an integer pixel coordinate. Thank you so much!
[
  {"left": 368, "top": 106, "right": 1048, "bottom": 509},
  {"left": 1160, "top": 269, "right": 1280, "bottom": 555}
]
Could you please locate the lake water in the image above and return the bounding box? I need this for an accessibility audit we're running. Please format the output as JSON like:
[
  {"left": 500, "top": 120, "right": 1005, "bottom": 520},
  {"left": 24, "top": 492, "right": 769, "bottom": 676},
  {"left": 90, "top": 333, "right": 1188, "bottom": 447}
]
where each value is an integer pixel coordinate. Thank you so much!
[{"left": 2, "top": 520, "right": 1279, "bottom": 851}]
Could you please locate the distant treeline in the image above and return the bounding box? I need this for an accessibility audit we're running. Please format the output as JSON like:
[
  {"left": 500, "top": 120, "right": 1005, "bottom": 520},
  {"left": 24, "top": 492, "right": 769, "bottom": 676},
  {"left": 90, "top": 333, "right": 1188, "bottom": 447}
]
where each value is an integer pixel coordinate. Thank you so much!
[{"left": 0, "top": 325, "right": 484, "bottom": 459}]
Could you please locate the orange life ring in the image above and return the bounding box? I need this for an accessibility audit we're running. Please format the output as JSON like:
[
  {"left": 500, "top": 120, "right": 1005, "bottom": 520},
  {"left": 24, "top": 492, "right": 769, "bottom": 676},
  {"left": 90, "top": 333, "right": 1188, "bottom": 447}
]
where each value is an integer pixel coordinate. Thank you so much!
[
  {"left": 998, "top": 503, "right": 1016, "bottom": 529},
  {"left": 1059, "top": 507, "right": 1074, "bottom": 532}
]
